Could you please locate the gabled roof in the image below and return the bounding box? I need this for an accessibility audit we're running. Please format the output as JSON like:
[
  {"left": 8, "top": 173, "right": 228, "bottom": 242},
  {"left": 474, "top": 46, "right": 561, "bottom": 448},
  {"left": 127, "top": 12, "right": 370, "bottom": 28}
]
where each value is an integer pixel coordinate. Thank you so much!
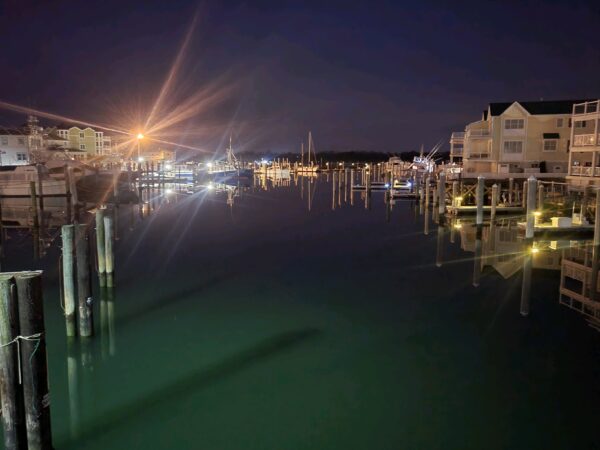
[{"left": 489, "top": 99, "right": 596, "bottom": 116}]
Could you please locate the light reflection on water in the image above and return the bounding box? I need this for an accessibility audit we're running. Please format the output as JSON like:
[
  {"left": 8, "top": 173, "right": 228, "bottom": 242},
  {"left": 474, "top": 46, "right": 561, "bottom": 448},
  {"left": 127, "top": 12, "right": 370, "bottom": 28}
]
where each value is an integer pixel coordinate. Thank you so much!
[{"left": 1, "top": 174, "right": 599, "bottom": 450}]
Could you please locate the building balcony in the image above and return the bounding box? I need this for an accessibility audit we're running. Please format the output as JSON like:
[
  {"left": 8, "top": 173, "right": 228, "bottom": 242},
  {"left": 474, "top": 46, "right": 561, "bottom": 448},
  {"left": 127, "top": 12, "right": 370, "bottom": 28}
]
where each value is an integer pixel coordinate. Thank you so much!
[
  {"left": 573, "top": 100, "right": 600, "bottom": 117},
  {"left": 465, "top": 129, "right": 491, "bottom": 139},
  {"left": 572, "top": 134, "right": 600, "bottom": 148},
  {"left": 450, "top": 131, "right": 465, "bottom": 143},
  {"left": 464, "top": 152, "right": 490, "bottom": 160},
  {"left": 569, "top": 166, "right": 600, "bottom": 177},
  {"left": 450, "top": 148, "right": 463, "bottom": 156}
]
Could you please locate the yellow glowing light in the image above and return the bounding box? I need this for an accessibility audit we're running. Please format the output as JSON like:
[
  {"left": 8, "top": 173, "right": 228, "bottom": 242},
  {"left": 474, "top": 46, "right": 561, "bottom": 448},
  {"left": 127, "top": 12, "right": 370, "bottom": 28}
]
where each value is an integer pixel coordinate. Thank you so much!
[
  {"left": 454, "top": 223, "right": 462, "bottom": 229},
  {"left": 531, "top": 247, "right": 539, "bottom": 254},
  {"left": 455, "top": 196, "right": 463, "bottom": 202},
  {"left": 137, "top": 133, "right": 144, "bottom": 140},
  {"left": 533, "top": 211, "right": 542, "bottom": 217}
]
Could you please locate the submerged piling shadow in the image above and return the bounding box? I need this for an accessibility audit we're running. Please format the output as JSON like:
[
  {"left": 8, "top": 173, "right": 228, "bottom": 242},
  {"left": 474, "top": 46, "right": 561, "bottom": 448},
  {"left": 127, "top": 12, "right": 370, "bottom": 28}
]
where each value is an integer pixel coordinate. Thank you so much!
[{"left": 61, "top": 327, "right": 321, "bottom": 449}]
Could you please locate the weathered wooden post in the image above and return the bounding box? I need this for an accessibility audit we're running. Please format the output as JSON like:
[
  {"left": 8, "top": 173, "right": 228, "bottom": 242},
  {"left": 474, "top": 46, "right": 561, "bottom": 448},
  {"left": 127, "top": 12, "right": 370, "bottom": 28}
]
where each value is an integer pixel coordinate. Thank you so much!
[
  {"left": 476, "top": 176, "right": 485, "bottom": 226},
  {"left": 113, "top": 169, "right": 119, "bottom": 204},
  {"left": 104, "top": 215, "right": 114, "bottom": 287},
  {"left": 522, "top": 181, "right": 528, "bottom": 208},
  {"left": 491, "top": 183, "right": 498, "bottom": 223},
  {"left": 36, "top": 164, "right": 45, "bottom": 213},
  {"left": 425, "top": 177, "right": 431, "bottom": 208},
  {"left": 76, "top": 225, "right": 93, "bottom": 337},
  {"left": 95, "top": 209, "right": 106, "bottom": 286},
  {"left": 537, "top": 183, "right": 544, "bottom": 213},
  {"left": 424, "top": 206, "right": 430, "bottom": 236},
  {"left": 525, "top": 176, "right": 537, "bottom": 239},
  {"left": 438, "top": 172, "right": 446, "bottom": 216},
  {"left": 15, "top": 272, "right": 53, "bottom": 449},
  {"left": 29, "top": 182, "right": 39, "bottom": 230},
  {"left": 452, "top": 181, "right": 459, "bottom": 208},
  {"left": 331, "top": 171, "right": 337, "bottom": 210},
  {"left": 590, "top": 189, "right": 600, "bottom": 303},
  {"left": 61, "top": 225, "right": 76, "bottom": 337},
  {"left": 64, "top": 165, "right": 72, "bottom": 221},
  {"left": 0, "top": 275, "right": 27, "bottom": 450},
  {"left": 509, "top": 177, "right": 514, "bottom": 204}
]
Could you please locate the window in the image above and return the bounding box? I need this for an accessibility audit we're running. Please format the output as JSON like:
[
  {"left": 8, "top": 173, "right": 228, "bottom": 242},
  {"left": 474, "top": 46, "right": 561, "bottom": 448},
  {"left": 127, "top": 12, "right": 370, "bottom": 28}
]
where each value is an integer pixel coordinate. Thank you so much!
[
  {"left": 504, "top": 119, "right": 524, "bottom": 130},
  {"left": 544, "top": 140, "right": 558, "bottom": 151},
  {"left": 17, "top": 138, "right": 25, "bottom": 145},
  {"left": 79, "top": 132, "right": 85, "bottom": 138},
  {"left": 503, "top": 141, "right": 523, "bottom": 153},
  {"left": 80, "top": 144, "right": 86, "bottom": 150},
  {"left": 95, "top": 132, "right": 102, "bottom": 138},
  {"left": 575, "top": 121, "right": 587, "bottom": 128},
  {"left": 17, "top": 153, "right": 27, "bottom": 161},
  {"left": 0, "top": 137, "right": 7, "bottom": 145},
  {"left": 556, "top": 118, "right": 564, "bottom": 128}
]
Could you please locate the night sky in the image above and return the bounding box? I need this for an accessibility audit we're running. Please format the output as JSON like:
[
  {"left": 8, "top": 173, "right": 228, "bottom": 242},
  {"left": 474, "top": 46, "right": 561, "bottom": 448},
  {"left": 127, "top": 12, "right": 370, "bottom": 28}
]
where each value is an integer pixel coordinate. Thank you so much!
[{"left": 1, "top": 0, "right": 599, "bottom": 155}]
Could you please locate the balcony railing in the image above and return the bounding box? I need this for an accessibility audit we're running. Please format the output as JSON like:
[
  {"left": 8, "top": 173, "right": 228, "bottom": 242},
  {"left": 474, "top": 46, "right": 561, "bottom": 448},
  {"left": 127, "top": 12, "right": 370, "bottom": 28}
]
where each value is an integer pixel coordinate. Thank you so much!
[
  {"left": 573, "top": 100, "right": 600, "bottom": 115},
  {"left": 466, "top": 129, "right": 491, "bottom": 138},
  {"left": 573, "top": 134, "right": 598, "bottom": 146},
  {"left": 570, "top": 166, "right": 600, "bottom": 177},
  {"left": 466, "top": 153, "right": 490, "bottom": 159},
  {"left": 450, "top": 132, "right": 465, "bottom": 142},
  {"left": 450, "top": 148, "right": 463, "bottom": 155}
]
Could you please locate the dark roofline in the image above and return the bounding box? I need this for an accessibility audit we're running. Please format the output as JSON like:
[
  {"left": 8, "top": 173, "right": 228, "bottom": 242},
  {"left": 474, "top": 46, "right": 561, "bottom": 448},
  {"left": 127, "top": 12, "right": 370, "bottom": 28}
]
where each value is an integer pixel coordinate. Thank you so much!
[{"left": 489, "top": 99, "right": 598, "bottom": 116}]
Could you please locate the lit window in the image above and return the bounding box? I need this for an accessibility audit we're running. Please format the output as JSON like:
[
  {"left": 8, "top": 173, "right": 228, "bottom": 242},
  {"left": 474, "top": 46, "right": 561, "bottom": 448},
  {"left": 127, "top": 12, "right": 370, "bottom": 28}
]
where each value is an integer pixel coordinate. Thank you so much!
[
  {"left": 544, "top": 140, "right": 558, "bottom": 151},
  {"left": 556, "top": 118, "right": 564, "bottom": 128},
  {"left": 503, "top": 141, "right": 523, "bottom": 153},
  {"left": 504, "top": 119, "right": 524, "bottom": 130}
]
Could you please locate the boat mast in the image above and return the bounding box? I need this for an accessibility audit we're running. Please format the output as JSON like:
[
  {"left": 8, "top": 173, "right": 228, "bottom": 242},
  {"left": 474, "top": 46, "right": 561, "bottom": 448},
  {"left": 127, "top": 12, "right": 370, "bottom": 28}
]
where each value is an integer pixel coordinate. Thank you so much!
[
  {"left": 301, "top": 141, "right": 304, "bottom": 167},
  {"left": 308, "top": 131, "right": 312, "bottom": 167}
]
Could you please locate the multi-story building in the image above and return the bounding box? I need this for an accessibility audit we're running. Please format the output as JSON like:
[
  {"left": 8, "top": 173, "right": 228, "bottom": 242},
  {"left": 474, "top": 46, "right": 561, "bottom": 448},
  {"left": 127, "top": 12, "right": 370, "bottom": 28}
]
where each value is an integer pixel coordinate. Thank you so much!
[
  {"left": 566, "top": 100, "right": 600, "bottom": 188},
  {"left": 462, "top": 100, "right": 592, "bottom": 177},
  {"left": 0, "top": 128, "right": 31, "bottom": 165},
  {"left": 55, "top": 125, "right": 111, "bottom": 158}
]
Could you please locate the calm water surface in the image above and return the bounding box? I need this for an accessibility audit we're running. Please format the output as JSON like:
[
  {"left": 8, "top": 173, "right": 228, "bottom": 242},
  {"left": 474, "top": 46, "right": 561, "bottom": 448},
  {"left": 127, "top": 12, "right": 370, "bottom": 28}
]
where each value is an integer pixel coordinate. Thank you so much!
[{"left": 2, "top": 176, "right": 599, "bottom": 449}]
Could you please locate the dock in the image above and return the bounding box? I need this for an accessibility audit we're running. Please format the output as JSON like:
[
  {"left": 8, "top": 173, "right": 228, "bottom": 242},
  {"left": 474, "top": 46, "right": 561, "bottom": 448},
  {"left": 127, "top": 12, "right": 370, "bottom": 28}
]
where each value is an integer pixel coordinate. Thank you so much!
[{"left": 448, "top": 205, "right": 524, "bottom": 216}]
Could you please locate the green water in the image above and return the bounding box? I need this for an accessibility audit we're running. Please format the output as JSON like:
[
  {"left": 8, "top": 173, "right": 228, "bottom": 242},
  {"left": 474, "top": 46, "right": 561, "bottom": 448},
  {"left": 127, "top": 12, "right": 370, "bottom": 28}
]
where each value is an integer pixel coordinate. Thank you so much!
[{"left": 2, "top": 178, "right": 599, "bottom": 449}]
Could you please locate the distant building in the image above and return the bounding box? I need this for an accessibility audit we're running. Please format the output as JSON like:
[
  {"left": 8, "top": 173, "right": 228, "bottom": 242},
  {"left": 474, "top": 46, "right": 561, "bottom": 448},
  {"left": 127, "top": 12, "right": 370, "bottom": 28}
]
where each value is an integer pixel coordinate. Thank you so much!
[
  {"left": 55, "top": 125, "right": 111, "bottom": 158},
  {"left": 462, "top": 100, "right": 592, "bottom": 176},
  {"left": 566, "top": 100, "right": 600, "bottom": 188},
  {"left": 140, "top": 147, "right": 176, "bottom": 162},
  {"left": 449, "top": 131, "right": 464, "bottom": 163},
  {"left": 0, "top": 127, "right": 31, "bottom": 165}
]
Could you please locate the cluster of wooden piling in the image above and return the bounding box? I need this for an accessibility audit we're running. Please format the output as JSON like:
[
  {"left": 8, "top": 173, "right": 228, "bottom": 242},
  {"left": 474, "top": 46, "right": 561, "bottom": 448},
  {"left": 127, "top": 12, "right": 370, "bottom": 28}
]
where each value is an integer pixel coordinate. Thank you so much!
[{"left": 0, "top": 272, "right": 52, "bottom": 450}]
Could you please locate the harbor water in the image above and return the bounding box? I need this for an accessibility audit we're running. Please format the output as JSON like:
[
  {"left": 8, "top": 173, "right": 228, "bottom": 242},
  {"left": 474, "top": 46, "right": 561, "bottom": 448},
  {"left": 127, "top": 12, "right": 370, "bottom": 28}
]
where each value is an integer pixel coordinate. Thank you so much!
[{"left": 1, "top": 175, "right": 599, "bottom": 449}]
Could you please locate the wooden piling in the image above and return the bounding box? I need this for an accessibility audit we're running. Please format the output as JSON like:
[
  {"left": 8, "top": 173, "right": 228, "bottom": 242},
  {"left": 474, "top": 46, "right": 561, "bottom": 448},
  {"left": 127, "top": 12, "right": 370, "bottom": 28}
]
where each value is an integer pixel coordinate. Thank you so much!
[
  {"left": 15, "top": 272, "right": 53, "bottom": 450},
  {"left": 476, "top": 176, "right": 484, "bottom": 226},
  {"left": 522, "top": 181, "right": 528, "bottom": 208},
  {"left": 508, "top": 177, "right": 514, "bottom": 204},
  {"left": 61, "top": 225, "right": 76, "bottom": 337},
  {"left": 590, "top": 190, "right": 600, "bottom": 303},
  {"left": 64, "top": 165, "right": 72, "bottom": 221},
  {"left": 537, "top": 183, "right": 544, "bottom": 212},
  {"left": 36, "top": 165, "right": 44, "bottom": 213},
  {"left": 452, "top": 181, "right": 459, "bottom": 207},
  {"left": 438, "top": 172, "right": 446, "bottom": 216},
  {"left": 95, "top": 209, "right": 106, "bottom": 286},
  {"left": 75, "top": 225, "right": 93, "bottom": 337},
  {"left": 29, "top": 182, "right": 39, "bottom": 230},
  {"left": 425, "top": 177, "right": 431, "bottom": 208},
  {"left": 525, "top": 177, "right": 537, "bottom": 240},
  {"left": 491, "top": 184, "right": 498, "bottom": 223},
  {"left": 0, "top": 275, "right": 26, "bottom": 450},
  {"left": 520, "top": 242, "right": 533, "bottom": 316},
  {"left": 104, "top": 216, "right": 114, "bottom": 287}
]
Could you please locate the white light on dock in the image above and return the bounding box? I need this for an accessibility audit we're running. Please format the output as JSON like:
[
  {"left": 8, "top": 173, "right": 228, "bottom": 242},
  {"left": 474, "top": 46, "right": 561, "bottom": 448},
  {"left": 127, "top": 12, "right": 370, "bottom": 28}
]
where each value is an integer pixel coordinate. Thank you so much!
[
  {"left": 165, "top": 164, "right": 173, "bottom": 170},
  {"left": 138, "top": 156, "right": 145, "bottom": 162},
  {"left": 206, "top": 162, "right": 213, "bottom": 168},
  {"left": 165, "top": 188, "right": 173, "bottom": 195}
]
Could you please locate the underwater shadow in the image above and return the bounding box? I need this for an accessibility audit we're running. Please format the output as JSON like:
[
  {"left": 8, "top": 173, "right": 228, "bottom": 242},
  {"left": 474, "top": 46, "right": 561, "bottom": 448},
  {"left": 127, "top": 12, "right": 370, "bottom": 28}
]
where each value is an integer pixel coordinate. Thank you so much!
[{"left": 62, "top": 327, "right": 322, "bottom": 449}]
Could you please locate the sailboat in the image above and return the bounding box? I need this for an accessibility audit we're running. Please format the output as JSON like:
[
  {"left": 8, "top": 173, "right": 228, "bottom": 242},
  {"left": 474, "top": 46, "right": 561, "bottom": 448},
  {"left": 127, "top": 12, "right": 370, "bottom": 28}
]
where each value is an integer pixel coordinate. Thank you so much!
[
  {"left": 206, "top": 136, "right": 253, "bottom": 180},
  {"left": 296, "top": 131, "right": 319, "bottom": 174}
]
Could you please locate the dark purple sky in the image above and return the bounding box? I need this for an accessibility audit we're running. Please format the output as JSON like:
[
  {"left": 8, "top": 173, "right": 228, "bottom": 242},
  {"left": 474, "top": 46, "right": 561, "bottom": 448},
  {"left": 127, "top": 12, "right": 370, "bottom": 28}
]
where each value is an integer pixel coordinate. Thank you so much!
[{"left": 1, "top": 0, "right": 599, "bottom": 155}]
